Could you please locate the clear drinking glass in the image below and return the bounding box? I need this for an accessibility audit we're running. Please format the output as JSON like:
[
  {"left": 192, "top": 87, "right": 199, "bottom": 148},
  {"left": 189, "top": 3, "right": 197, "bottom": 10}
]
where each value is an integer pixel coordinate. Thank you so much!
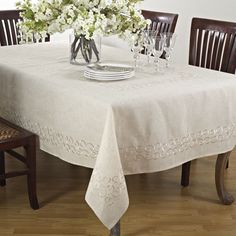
[
  {"left": 152, "top": 36, "right": 165, "bottom": 72},
  {"left": 142, "top": 30, "right": 157, "bottom": 64},
  {"left": 131, "top": 35, "right": 144, "bottom": 68},
  {"left": 160, "top": 32, "right": 177, "bottom": 67}
]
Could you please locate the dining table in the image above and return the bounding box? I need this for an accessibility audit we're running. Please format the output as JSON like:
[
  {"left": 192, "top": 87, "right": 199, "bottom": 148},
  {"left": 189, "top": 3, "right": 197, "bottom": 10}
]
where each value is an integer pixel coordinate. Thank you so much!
[{"left": 0, "top": 42, "right": 236, "bottom": 236}]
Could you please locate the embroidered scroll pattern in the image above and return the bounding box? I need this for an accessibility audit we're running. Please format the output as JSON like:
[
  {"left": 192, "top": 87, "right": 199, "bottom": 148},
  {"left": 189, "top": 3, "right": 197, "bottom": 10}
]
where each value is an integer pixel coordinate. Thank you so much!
[
  {"left": 120, "top": 124, "right": 236, "bottom": 161},
  {"left": 89, "top": 170, "right": 126, "bottom": 206},
  {"left": 0, "top": 105, "right": 236, "bottom": 162},
  {"left": 0, "top": 105, "right": 99, "bottom": 159}
]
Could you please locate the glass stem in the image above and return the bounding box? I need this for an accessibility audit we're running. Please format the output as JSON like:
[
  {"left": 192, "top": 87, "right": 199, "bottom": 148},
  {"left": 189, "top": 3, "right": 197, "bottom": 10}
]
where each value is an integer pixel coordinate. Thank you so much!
[
  {"left": 165, "top": 59, "right": 169, "bottom": 68},
  {"left": 154, "top": 57, "right": 159, "bottom": 72},
  {"left": 145, "top": 47, "right": 147, "bottom": 56}
]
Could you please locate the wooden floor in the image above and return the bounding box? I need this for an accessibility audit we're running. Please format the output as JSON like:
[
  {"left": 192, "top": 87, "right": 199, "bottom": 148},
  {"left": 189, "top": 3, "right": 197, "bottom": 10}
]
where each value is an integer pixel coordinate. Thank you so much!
[{"left": 1, "top": 149, "right": 236, "bottom": 236}]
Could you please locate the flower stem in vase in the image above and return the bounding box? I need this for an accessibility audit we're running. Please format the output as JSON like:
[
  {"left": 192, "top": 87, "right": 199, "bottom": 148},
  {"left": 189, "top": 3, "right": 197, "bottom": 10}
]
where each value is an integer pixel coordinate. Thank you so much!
[{"left": 70, "top": 35, "right": 100, "bottom": 65}]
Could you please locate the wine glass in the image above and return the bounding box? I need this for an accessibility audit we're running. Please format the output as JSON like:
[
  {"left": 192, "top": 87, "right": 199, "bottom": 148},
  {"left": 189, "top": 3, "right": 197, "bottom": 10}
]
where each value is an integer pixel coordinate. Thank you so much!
[
  {"left": 160, "top": 33, "right": 177, "bottom": 67},
  {"left": 131, "top": 34, "right": 144, "bottom": 68},
  {"left": 152, "top": 36, "right": 165, "bottom": 72},
  {"left": 142, "top": 29, "right": 157, "bottom": 64}
]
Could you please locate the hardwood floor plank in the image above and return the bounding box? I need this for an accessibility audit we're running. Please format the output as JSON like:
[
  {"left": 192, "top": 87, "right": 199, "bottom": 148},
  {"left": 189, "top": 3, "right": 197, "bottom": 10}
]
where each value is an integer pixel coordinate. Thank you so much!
[{"left": 0, "top": 150, "right": 236, "bottom": 235}]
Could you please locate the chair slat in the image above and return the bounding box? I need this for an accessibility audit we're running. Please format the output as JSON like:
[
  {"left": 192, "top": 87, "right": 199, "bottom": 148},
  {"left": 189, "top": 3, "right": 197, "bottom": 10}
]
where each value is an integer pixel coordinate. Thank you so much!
[
  {"left": 4, "top": 19, "right": 12, "bottom": 45},
  {"left": 206, "top": 31, "right": 215, "bottom": 69},
  {"left": 227, "top": 38, "right": 236, "bottom": 73},
  {"left": 189, "top": 28, "right": 197, "bottom": 66},
  {"left": 201, "top": 30, "right": 209, "bottom": 67},
  {"left": 0, "top": 20, "right": 7, "bottom": 46},
  {"left": 196, "top": 29, "right": 203, "bottom": 66},
  {"left": 215, "top": 33, "right": 226, "bottom": 70},
  {"left": 221, "top": 34, "right": 233, "bottom": 72},
  {"left": 162, "top": 23, "right": 170, "bottom": 33},
  {"left": 159, "top": 22, "right": 166, "bottom": 33},
  {"left": 10, "top": 19, "right": 18, "bottom": 45},
  {"left": 155, "top": 22, "right": 161, "bottom": 32},
  {"left": 211, "top": 32, "right": 221, "bottom": 70}
]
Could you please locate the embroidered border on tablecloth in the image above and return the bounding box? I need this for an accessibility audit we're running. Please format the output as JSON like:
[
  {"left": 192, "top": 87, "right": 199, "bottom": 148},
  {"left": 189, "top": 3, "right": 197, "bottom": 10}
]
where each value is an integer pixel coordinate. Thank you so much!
[
  {"left": 0, "top": 104, "right": 236, "bottom": 162},
  {"left": 0, "top": 105, "right": 99, "bottom": 159},
  {"left": 120, "top": 124, "right": 236, "bottom": 161}
]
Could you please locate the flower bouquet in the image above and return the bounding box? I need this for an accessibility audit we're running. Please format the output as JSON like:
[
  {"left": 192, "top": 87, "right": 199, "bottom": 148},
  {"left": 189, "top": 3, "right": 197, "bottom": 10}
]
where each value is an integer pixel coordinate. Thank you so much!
[{"left": 16, "top": 0, "right": 149, "bottom": 64}]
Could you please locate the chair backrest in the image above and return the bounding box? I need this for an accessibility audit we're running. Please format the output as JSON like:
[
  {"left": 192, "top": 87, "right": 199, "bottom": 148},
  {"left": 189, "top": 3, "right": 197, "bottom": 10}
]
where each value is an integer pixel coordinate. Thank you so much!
[
  {"left": 189, "top": 17, "right": 236, "bottom": 74},
  {"left": 0, "top": 10, "right": 50, "bottom": 46},
  {"left": 142, "top": 10, "right": 178, "bottom": 34}
]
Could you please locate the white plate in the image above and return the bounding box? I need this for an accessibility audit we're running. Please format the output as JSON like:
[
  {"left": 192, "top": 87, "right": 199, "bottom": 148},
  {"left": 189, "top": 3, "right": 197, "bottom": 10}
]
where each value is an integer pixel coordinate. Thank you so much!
[
  {"left": 84, "top": 62, "right": 135, "bottom": 81},
  {"left": 84, "top": 72, "right": 134, "bottom": 81},
  {"left": 84, "top": 71, "right": 135, "bottom": 78},
  {"left": 85, "top": 76, "right": 131, "bottom": 81},
  {"left": 85, "top": 70, "right": 132, "bottom": 76}
]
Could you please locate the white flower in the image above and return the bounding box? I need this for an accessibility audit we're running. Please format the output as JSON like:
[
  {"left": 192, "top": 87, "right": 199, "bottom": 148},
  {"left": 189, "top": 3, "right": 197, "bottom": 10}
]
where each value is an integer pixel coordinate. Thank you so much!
[
  {"left": 17, "top": 0, "right": 148, "bottom": 41},
  {"left": 105, "top": 0, "right": 113, "bottom": 5},
  {"left": 35, "top": 12, "right": 46, "bottom": 21}
]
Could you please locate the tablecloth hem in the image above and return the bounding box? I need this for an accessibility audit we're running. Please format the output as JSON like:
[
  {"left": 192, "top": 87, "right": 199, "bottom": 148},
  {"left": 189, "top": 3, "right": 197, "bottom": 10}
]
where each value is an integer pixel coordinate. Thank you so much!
[{"left": 123, "top": 143, "right": 236, "bottom": 176}]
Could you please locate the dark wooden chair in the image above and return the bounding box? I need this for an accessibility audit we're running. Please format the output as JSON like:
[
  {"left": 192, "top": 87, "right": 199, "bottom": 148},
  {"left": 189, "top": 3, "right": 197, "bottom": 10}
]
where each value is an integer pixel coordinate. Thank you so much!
[
  {"left": 188, "top": 17, "right": 236, "bottom": 74},
  {"left": 0, "top": 10, "right": 41, "bottom": 209},
  {"left": 0, "top": 10, "right": 50, "bottom": 46},
  {"left": 0, "top": 118, "right": 39, "bottom": 209},
  {"left": 142, "top": 10, "right": 178, "bottom": 34},
  {"left": 181, "top": 17, "right": 236, "bottom": 187}
]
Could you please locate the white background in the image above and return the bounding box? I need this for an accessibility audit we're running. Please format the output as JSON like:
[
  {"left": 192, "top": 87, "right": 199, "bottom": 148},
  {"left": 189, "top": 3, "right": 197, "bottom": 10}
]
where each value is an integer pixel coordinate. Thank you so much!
[{"left": 0, "top": 0, "right": 236, "bottom": 65}]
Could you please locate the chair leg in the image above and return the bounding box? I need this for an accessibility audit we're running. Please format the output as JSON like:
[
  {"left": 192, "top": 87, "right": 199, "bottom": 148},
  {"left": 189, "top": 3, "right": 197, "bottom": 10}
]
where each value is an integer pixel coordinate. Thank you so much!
[
  {"left": 215, "top": 152, "right": 234, "bottom": 205},
  {"left": 25, "top": 136, "right": 39, "bottom": 210},
  {"left": 109, "top": 221, "right": 120, "bottom": 236},
  {"left": 181, "top": 161, "right": 191, "bottom": 187},
  {"left": 0, "top": 151, "right": 6, "bottom": 186},
  {"left": 226, "top": 159, "right": 229, "bottom": 169}
]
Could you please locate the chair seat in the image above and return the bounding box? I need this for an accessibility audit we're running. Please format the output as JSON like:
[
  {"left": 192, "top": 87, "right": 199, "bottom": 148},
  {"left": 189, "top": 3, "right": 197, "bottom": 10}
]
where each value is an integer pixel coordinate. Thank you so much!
[
  {"left": 0, "top": 117, "right": 36, "bottom": 149},
  {"left": 0, "top": 122, "right": 20, "bottom": 141}
]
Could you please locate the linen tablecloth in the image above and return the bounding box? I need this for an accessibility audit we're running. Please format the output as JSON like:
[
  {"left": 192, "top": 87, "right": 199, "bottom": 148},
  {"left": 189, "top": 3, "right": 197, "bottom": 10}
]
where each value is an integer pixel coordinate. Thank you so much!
[{"left": 0, "top": 42, "right": 236, "bottom": 229}]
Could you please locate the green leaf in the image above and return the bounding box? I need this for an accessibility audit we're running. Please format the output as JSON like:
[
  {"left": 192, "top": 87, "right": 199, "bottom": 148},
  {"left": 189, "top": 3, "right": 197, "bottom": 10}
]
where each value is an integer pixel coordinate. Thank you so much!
[{"left": 24, "top": 9, "right": 34, "bottom": 20}]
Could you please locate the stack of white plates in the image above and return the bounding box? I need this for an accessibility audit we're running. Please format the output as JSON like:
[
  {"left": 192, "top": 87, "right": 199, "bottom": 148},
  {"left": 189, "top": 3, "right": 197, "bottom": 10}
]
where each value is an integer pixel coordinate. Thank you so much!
[{"left": 84, "top": 63, "right": 135, "bottom": 81}]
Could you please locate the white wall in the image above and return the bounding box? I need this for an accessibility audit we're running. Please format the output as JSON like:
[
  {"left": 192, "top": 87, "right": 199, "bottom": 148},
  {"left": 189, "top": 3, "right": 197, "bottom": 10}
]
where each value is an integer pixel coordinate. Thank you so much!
[
  {"left": 0, "top": 0, "right": 37, "bottom": 10},
  {"left": 1, "top": 0, "right": 236, "bottom": 65},
  {"left": 0, "top": 0, "right": 17, "bottom": 10}
]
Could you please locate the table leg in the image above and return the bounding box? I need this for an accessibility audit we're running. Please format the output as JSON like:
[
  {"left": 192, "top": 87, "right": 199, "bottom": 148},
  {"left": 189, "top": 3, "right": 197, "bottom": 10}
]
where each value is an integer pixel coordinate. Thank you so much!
[
  {"left": 181, "top": 161, "right": 191, "bottom": 187},
  {"left": 215, "top": 151, "right": 234, "bottom": 205},
  {"left": 109, "top": 221, "right": 120, "bottom": 236}
]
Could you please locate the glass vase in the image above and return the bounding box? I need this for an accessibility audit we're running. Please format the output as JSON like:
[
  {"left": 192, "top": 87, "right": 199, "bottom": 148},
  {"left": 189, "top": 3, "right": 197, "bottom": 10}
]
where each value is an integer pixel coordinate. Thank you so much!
[{"left": 70, "top": 34, "right": 101, "bottom": 65}]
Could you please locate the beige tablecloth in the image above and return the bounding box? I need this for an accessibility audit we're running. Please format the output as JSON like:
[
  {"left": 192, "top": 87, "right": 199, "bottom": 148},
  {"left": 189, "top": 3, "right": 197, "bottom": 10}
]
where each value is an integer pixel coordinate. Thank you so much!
[{"left": 0, "top": 42, "right": 236, "bottom": 229}]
